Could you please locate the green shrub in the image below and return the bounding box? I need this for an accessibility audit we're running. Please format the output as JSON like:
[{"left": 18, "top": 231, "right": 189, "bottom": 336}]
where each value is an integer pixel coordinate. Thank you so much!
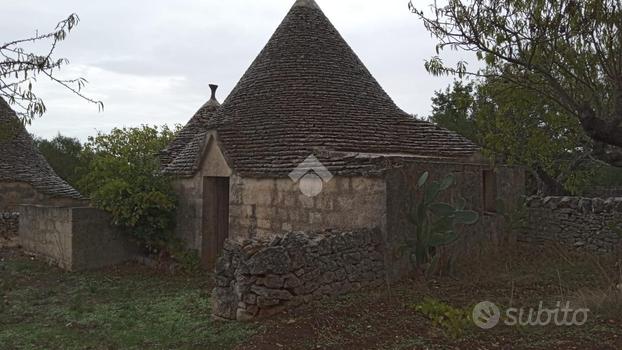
[
  {"left": 78, "top": 125, "right": 179, "bottom": 251},
  {"left": 415, "top": 297, "right": 473, "bottom": 338}
]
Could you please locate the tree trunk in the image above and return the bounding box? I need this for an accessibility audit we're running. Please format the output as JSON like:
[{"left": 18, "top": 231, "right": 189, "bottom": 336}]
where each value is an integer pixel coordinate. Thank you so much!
[{"left": 534, "top": 166, "right": 569, "bottom": 196}]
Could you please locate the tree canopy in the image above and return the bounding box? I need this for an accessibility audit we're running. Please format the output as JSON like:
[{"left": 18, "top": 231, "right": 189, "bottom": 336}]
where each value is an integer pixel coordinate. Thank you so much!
[
  {"left": 34, "top": 134, "right": 85, "bottom": 188},
  {"left": 430, "top": 79, "right": 596, "bottom": 194},
  {"left": 411, "top": 0, "right": 622, "bottom": 167}
]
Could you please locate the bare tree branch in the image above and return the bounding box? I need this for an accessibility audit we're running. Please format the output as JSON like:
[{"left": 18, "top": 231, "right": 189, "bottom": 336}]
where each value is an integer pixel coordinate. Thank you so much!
[{"left": 0, "top": 13, "right": 103, "bottom": 124}]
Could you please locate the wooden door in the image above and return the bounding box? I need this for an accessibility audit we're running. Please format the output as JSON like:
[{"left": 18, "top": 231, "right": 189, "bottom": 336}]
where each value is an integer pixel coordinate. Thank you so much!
[{"left": 202, "top": 177, "right": 230, "bottom": 270}]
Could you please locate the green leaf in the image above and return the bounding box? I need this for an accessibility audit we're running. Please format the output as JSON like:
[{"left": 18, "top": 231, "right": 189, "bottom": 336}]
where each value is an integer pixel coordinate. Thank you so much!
[
  {"left": 424, "top": 181, "right": 442, "bottom": 204},
  {"left": 417, "top": 171, "right": 430, "bottom": 188},
  {"left": 455, "top": 196, "right": 466, "bottom": 211},
  {"left": 429, "top": 203, "right": 456, "bottom": 217},
  {"left": 429, "top": 231, "right": 459, "bottom": 247},
  {"left": 439, "top": 174, "right": 455, "bottom": 191},
  {"left": 430, "top": 217, "right": 454, "bottom": 234},
  {"left": 453, "top": 210, "right": 480, "bottom": 225}
]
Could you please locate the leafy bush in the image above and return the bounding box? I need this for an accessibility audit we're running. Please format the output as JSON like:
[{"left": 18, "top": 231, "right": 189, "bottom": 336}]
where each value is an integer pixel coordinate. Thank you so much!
[{"left": 78, "top": 125, "right": 179, "bottom": 251}]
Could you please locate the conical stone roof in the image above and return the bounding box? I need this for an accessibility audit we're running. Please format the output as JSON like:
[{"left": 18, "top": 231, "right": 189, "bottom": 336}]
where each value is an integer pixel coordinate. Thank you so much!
[
  {"left": 160, "top": 84, "right": 221, "bottom": 166},
  {"left": 0, "top": 98, "right": 83, "bottom": 200},
  {"left": 164, "top": 0, "right": 479, "bottom": 177}
]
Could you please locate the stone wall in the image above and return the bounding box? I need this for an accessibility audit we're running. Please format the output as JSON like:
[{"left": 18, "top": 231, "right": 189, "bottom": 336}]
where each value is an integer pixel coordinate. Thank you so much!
[
  {"left": 172, "top": 177, "right": 203, "bottom": 251},
  {"left": 384, "top": 161, "right": 525, "bottom": 277},
  {"left": 212, "top": 228, "right": 385, "bottom": 321},
  {"left": 229, "top": 176, "right": 386, "bottom": 241},
  {"left": 18, "top": 205, "right": 140, "bottom": 271},
  {"left": 522, "top": 196, "right": 622, "bottom": 254},
  {"left": 0, "top": 212, "right": 19, "bottom": 239},
  {"left": 173, "top": 174, "right": 387, "bottom": 255},
  {"left": 583, "top": 187, "right": 622, "bottom": 198}
]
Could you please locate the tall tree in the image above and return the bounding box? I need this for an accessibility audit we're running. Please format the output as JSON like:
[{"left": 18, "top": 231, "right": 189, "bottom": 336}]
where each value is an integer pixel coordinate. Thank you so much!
[
  {"left": 1, "top": 13, "right": 102, "bottom": 124},
  {"left": 33, "top": 134, "right": 84, "bottom": 187},
  {"left": 411, "top": 0, "right": 622, "bottom": 167},
  {"left": 429, "top": 81, "right": 479, "bottom": 143},
  {"left": 430, "top": 79, "right": 594, "bottom": 195}
]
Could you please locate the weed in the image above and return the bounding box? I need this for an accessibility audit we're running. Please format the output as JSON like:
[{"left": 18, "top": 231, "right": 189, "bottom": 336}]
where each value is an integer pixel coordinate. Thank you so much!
[{"left": 414, "top": 297, "right": 472, "bottom": 338}]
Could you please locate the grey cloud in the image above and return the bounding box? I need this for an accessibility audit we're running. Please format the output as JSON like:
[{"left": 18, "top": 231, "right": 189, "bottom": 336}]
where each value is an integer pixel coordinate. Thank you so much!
[{"left": 2, "top": 0, "right": 477, "bottom": 140}]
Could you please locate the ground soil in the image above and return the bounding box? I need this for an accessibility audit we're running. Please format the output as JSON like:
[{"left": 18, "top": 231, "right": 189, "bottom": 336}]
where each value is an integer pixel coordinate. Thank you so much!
[{"left": 2, "top": 244, "right": 621, "bottom": 349}]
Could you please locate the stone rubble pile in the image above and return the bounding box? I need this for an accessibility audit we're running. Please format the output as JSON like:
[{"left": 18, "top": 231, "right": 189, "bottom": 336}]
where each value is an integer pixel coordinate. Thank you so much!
[{"left": 212, "top": 228, "right": 386, "bottom": 321}]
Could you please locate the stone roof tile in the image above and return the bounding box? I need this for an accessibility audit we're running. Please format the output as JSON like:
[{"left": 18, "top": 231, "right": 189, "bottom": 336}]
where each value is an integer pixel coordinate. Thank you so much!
[
  {"left": 0, "top": 98, "right": 84, "bottom": 199},
  {"left": 163, "top": 1, "right": 479, "bottom": 177}
]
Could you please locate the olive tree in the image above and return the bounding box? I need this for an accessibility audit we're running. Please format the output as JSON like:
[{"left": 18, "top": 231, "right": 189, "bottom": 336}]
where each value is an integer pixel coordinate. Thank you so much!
[{"left": 411, "top": 0, "right": 622, "bottom": 167}]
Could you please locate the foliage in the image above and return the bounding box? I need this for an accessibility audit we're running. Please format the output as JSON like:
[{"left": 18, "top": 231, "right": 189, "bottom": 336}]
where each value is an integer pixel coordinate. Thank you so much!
[
  {"left": 588, "top": 166, "right": 622, "bottom": 187},
  {"left": 405, "top": 172, "right": 479, "bottom": 271},
  {"left": 430, "top": 79, "right": 598, "bottom": 195},
  {"left": 415, "top": 298, "right": 472, "bottom": 338},
  {"left": 33, "top": 134, "right": 85, "bottom": 187},
  {"left": 411, "top": 0, "right": 622, "bottom": 167},
  {"left": 78, "top": 125, "right": 179, "bottom": 251},
  {"left": 1, "top": 14, "right": 102, "bottom": 125},
  {"left": 429, "top": 81, "right": 479, "bottom": 143}
]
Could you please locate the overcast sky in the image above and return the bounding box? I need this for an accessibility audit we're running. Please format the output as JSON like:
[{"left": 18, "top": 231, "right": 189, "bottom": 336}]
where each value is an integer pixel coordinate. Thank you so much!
[{"left": 2, "top": 0, "right": 474, "bottom": 141}]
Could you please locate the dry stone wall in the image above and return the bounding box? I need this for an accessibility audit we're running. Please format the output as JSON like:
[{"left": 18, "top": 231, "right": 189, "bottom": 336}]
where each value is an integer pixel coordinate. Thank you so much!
[
  {"left": 523, "top": 196, "right": 622, "bottom": 253},
  {"left": 0, "top": 212, "right": 19, "bottom": 239},
  {"left": 212, "top": 228, "right": 385, "bottom": 321}
]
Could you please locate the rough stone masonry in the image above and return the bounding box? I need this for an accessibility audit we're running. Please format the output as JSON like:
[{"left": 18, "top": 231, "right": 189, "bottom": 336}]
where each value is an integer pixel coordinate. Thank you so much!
[
  {"left": 522, "top": 196, "right": 622, "bottom": 254},
  {"left": 0, "top": 212, "right": 19, "bottom": 239},
  {"left": 212, "top": 228, "right": 385, "bottom": 321}
]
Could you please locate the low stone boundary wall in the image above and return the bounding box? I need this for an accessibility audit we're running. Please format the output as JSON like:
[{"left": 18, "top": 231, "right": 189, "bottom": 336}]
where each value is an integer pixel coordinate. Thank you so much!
[
  {"left": 212, "top": 228, "right": 385, "bottom": 321},
  {"left": 18, "top": 205, "right": 140, "bottom": 271},
  {"left": 0, "top": 212, "right": 19, "bottom": 239},
  {"left": 522, "top": 196, "right": 622, "bottom": 253}
]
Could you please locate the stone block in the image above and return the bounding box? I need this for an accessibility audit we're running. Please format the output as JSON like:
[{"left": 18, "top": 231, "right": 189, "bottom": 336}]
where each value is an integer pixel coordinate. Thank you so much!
[
  {"left": 298, "top": 195, "right": 315, "bottom": 209},
  {"left": 264, "top": 275, "right": 285, "bottom": 289},
  {"left": 251, "top": 286, "right": 293, "bottom": 301},
  {"left": 257, "top": 297, "right": 281, "bottom": 307}
]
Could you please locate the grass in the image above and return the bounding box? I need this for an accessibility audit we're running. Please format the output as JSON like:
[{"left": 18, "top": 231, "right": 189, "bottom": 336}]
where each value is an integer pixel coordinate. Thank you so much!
[
  {"left": 0, "top": 250, "right": 256, "bottom": 350},
  {"left": 2, "top": 243, "right": 622, "bottom": 349}
]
